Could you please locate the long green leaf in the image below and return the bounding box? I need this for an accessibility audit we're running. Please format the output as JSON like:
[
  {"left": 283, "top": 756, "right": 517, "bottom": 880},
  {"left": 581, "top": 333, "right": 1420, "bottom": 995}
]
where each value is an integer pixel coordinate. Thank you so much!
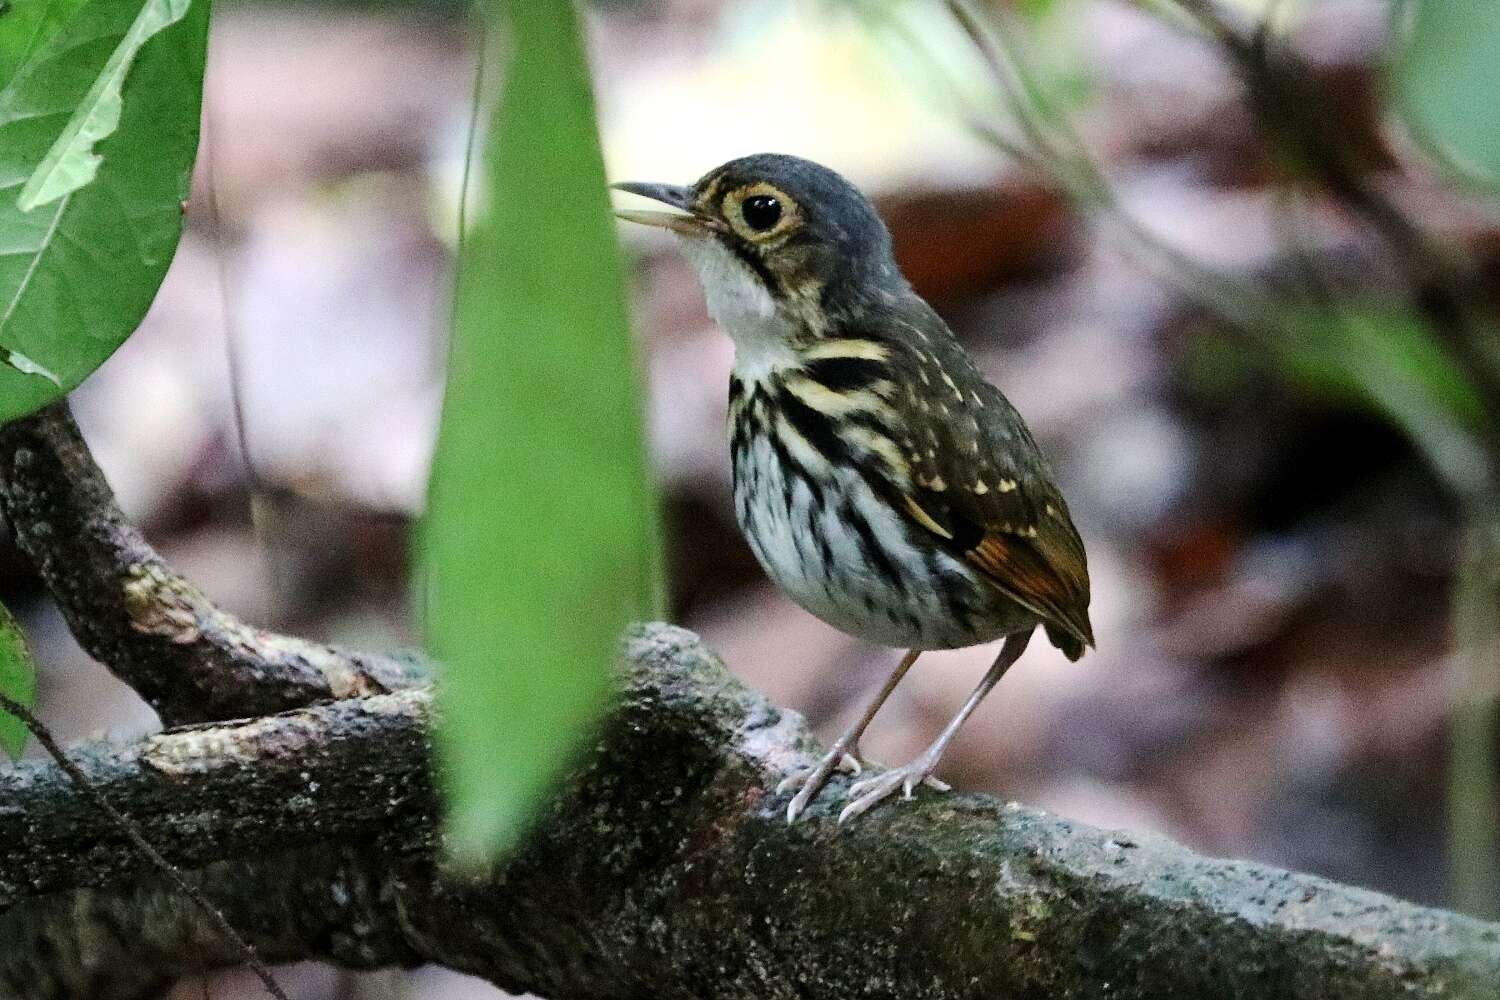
[
  {"left": 1277, "top": 305, "right": 1485, "bottom": 424},
  {"left": 0, "top": 0, "right": 209, "bottom": 419},
  {"left": 0, "top": 600, "right": 37, "bottom": 760},
  {"left": 424, "top": 0, "right": 658, "bottom": 861},
  {"left": 1275, "top": 304, "right": 1489, "bottom": 491}
]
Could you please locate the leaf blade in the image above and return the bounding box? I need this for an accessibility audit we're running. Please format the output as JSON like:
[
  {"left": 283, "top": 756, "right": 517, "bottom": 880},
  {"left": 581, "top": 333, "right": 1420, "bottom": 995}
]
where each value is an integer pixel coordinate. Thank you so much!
[
  {"left": 0, "top": 0, "right": 208, "bottom": 422},
  {"left": 424, "top": 0, "right": 659, "bottom": 861},
  {"left": 0, "top": 600, "right": 37, "bottom": 760},
  {"left": 17, "top": 0, "right": 192, "bottom": 212},
  {"left": 3, "top": 343, "right": 62, "bottom": 383},
  {"left": 1396, "top": 0, "right": 1500, "bottom": 184}
]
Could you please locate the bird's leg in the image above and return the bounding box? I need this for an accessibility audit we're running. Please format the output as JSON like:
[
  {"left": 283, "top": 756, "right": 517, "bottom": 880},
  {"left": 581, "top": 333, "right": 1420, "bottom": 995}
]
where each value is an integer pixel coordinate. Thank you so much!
[
  {"left": 779, "top": 648, "right": 922, "bottom": 823},
  {"left": 838, "top": 629, "right": 1034, "bottom": 824}
]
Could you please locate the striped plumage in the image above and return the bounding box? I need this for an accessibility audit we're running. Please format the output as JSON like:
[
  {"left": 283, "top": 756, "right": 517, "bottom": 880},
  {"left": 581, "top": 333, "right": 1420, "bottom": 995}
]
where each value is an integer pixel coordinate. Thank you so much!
[
  {"left": 727, "top": 325, "right": 1081, "bottom": 654},
  {"left": 615, "top": 154, "right": 1093, "bottom": 822}
]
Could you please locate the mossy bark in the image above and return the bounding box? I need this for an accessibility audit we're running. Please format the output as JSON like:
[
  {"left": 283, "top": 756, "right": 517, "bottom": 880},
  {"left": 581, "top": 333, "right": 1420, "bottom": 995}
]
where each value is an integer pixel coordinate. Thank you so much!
[{"left": 3, "top": 625, "right": 1497, "bottom": 999}]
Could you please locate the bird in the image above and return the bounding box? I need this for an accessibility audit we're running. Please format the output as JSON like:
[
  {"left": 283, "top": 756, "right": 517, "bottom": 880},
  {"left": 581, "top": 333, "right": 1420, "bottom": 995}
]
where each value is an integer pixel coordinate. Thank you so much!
[{"left": 614, "top": 153, "right": 1092, "bottom": 824}]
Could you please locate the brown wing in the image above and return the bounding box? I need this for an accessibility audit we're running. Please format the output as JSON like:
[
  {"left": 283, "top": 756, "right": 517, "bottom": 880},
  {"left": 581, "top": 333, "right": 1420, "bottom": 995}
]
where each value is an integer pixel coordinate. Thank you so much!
[
  {"left": 963, "top": 510, "right": 1094, "bottom": 659},
  {"left": 886, "top": 316, "right": 1094, "bottom": 659}
]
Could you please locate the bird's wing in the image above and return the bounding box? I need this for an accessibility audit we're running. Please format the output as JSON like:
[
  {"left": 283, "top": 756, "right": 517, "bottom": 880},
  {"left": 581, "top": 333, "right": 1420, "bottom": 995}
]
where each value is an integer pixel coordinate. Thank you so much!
[{"left": 876, "top": 312, "right": 1094, "bottom": 658}]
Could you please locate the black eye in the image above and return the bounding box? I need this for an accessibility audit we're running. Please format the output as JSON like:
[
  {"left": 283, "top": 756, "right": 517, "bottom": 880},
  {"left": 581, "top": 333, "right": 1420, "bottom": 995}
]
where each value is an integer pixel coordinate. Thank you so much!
[{"left": 741, "top": 194, "right": 782, "bottom": 232}]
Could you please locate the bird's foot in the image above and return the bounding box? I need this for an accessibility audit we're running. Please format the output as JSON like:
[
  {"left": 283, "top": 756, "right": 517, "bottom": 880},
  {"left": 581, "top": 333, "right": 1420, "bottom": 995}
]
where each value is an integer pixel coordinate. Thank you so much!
[
  {"left": 837, "top": 750, "right": 951, "bottom": 825},
  {"left": 778, "top": 747, "right": 863, "bottom": 823}
]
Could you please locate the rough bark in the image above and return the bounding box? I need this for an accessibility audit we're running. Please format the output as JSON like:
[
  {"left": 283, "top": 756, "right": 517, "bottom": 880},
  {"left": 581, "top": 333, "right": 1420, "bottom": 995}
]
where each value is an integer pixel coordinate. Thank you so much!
[
  {"left": 0, "top": 403, "right": 420, "bottom": 725},
  {"left": 1, "top": 624, "right": 1498, "bottom": 1000}
]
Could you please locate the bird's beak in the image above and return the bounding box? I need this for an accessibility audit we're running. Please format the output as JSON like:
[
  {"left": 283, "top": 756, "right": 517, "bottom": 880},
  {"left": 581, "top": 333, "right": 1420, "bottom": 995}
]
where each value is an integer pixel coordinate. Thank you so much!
[{"left": 611, "top": 181, "right": 711, "bottom": 235}]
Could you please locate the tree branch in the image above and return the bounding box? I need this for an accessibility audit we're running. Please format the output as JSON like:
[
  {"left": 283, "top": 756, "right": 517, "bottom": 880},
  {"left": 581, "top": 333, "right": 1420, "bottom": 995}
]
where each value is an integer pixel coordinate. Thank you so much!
[
  {"left": 0, "top": 690, "right": 292, "bottom": 1000},
  {"left": 0, "top": 402, "right": 422, "bottom": 725},
  {"left": 2, "top": 624, "right": 1498, "bottom": 1000}
]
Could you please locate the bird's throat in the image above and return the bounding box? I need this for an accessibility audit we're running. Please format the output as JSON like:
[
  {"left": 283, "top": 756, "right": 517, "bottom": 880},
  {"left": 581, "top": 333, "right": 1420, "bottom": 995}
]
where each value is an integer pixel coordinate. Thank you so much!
[{"left": 679, "top": 234, "right": 804, "bottom": 383}]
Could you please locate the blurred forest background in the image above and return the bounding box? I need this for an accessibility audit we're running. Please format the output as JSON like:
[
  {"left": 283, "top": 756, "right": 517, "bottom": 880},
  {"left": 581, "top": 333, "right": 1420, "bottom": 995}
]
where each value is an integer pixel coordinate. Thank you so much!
[{"left": 2, "top": 0, "right": 1497, "bottom": 996}]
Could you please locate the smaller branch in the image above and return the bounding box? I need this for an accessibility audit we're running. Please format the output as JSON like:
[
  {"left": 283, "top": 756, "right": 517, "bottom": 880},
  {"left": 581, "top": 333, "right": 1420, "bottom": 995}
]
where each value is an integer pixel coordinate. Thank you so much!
[
  {"left": 0, "top": 401, "right": 423, "bottom": 725},
  {"left": 0, "top": 692, "right": 289, "bottom": 1000}
]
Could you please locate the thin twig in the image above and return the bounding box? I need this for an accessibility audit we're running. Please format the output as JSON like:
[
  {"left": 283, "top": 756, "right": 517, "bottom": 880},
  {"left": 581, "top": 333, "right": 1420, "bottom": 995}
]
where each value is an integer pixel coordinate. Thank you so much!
[{"left": 0, "top": 692, "right": 291, "bottom": 1000}]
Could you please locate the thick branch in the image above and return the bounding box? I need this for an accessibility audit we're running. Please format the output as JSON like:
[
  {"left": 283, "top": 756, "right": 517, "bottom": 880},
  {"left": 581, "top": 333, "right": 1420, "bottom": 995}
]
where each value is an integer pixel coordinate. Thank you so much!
[
  {"left": 3, "top": 624, "right": 1497, "bottom": 1000},
  {"left": 0, "top": 402, "right": 420, "bottom": 725}
]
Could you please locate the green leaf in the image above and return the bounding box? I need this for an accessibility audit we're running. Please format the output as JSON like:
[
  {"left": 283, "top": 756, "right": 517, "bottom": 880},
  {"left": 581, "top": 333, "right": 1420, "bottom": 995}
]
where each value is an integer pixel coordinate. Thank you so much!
[
  {"left": 423, "top": 0, "right": 659, "bottom": 862},
  {"left": 3, "top": 344, "right": 60, "bottom": 383},
  {"left": 0, "top": 0, "right": 209, "bottom": 423},
  {"left": 1396, "top": 0, "right": 1500, "bottom": 184},
  {"left": 0, "top": 0, "right": 90, "bottom": 89},
  {"left": 1015, "top": 0, "right": 1060, "bottom": 20},
  {"left": 0, "top": 600, "right": 37, "bottom": 760},
  {"left": 1275, "top": 303, "right": 1490, "bottom": 492},
  {"left": 18, "top": 0, "right": 191, "bottom": 212},
  {"left": 1278, "top": 304, "right": 1486, "bottom": 426}
]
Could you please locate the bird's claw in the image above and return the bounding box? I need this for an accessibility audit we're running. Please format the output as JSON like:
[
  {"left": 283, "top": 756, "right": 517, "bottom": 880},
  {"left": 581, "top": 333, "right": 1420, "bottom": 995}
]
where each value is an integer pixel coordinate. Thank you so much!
[
  {"left": 837, "top": 761, "right": 949, "bottom": 824},
  {"left": 776, "top": 752, "right": 861, "bottom": 794},
  {"left": 780, "top": 750, "right": 863, "bottom": 822}
]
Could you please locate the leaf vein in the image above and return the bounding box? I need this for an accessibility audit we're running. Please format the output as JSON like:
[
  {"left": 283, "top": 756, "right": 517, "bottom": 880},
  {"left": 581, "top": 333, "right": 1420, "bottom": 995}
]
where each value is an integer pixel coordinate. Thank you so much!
[{"left": 0, "top": 191, "right": 69, "bottom": 340}]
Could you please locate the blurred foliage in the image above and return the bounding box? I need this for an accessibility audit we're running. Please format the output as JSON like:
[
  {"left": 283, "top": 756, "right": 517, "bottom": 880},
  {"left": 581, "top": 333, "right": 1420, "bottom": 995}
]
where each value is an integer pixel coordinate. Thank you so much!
[
  {"left": 1396, "top": 0, "right": 1500, "bottom": 189},
  {"left": 821, "top": 0, "right": 998, "bottom": 123},
  {"left": 1183, "top": 303, "right": 1490, "bottom": 497},
  {"left": 1388, "top": 0, "right": 1500, "bottom": 920},
  {"left": 1451, "top": 520, "right": 1500, "bottom": 921},
  {"left": 0, "top": 601, "right": 35, "bottom": 760},
  {"left": 1015, "top": 0, "right": 1061, "bottom": 17},
  {"left": 0, "top": 0, "right": 208, "bottom": 421},
  {"left": 830, "top": 0, "right": 1091, "bottom": 148},
  {"left": 1003, "top": 0, "right": 1092, "bottom": 127},
  {"left": 423, "top": 1, "right": 659, "bottom": 862},
  {"left": 1275, "top": 304, "right": 1488, "bottom": 490}
]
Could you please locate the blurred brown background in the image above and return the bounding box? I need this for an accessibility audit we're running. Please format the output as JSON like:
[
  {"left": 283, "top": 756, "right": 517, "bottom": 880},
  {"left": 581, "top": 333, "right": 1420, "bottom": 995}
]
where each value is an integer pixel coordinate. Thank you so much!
[{"left": 2, "top": 0, "right": 1490, "bottom": 996}]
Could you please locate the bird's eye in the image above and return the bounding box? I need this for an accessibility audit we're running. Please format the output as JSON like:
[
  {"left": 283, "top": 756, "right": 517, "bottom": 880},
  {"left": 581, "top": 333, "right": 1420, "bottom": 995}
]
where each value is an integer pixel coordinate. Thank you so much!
[{"left": 741, "top": 194, "right": 782, "bottom": 232}]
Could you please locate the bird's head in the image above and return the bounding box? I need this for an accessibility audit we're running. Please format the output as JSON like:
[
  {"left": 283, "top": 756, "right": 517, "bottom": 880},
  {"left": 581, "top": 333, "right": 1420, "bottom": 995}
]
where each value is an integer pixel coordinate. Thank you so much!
[{"left": 613, "top": 154, "right": 905, "bottom": 340}]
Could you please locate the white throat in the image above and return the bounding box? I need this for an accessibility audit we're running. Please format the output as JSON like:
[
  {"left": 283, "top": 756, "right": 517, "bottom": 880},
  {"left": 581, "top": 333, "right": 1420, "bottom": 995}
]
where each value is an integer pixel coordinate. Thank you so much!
[{"left": 679, "top": 235, "right": 800, "bottom": 382}]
